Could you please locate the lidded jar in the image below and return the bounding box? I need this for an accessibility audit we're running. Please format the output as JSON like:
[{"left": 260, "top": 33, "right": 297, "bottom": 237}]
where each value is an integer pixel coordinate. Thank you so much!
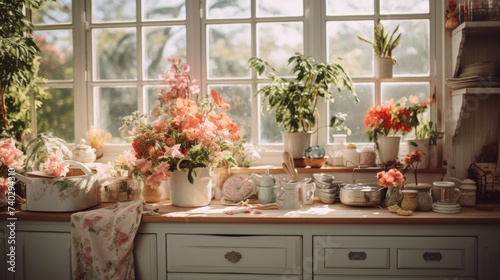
[
  {"left": 459, "top": 179, "right": 477, "bottom": 207},
  {"left": 401, "top": 190, "right": 418, "bottom": 211}
]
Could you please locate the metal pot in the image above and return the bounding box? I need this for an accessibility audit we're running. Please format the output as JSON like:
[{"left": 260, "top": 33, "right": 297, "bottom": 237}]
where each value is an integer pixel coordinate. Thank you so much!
[{"left": 339, "top": 183, "right": 382, "bottom": 206}]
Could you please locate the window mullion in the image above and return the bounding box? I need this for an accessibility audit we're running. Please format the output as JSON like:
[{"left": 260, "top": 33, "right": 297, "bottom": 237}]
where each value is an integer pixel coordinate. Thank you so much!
[{"left": 74, "top": 0, "right": 90, "bottom": 142}]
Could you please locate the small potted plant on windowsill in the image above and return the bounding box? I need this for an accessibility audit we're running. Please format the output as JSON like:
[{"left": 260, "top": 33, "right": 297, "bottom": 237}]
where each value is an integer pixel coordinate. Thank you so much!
[
  {"left": 247, "top": 53, "right": 358, "bottom": 160},
  {"left": 357, "top": 22, "right": 401, "bottom": 79}
]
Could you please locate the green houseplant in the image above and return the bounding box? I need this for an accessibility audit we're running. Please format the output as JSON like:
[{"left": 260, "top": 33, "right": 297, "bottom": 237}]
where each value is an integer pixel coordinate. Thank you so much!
[
  {"left": 357, "top": 22, "right": 401, "bottom": 79},
  {"left": 0, "top": 0, "right": 49, "bottom": 145},
  {"left": 247, "top": 53, "right": 358, "bottom": 134}
]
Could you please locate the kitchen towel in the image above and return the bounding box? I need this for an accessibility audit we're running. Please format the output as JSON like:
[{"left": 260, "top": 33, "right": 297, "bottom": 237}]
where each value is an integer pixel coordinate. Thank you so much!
[{"left": 70, "top": 200, "right": 144, "bottom": 280}]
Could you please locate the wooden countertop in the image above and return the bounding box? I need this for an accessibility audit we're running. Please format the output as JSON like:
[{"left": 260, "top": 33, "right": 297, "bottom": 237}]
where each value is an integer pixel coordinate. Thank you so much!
[{"left": 2, "top": 199, "right": 500, "bottom": 225}]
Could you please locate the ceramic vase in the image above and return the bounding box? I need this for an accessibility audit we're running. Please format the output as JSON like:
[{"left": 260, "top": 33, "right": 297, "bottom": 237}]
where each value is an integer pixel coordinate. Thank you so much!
[
  {"left": 169, "top": 167, "right": 212, "bottom": 207},
  {"left": 376, "top": 136, "right": 401, "bottom": 165},
  {"left": 401, "top": 190, "right": 418, "bottom": 211},
  {"left": 406, "top": 138, "right": 430, "bottom": 169},
  {"left": 404, "top": 183, "right": 433, "bottom": 211},
  {"left": 384, "top": 186, "right": 402, "bottom": 207}
]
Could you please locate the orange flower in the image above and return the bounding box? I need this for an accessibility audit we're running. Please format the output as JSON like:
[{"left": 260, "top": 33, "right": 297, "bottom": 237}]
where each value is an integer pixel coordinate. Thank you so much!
[{"left": 210, "top": 90, "right": 230, "bottom": 110}]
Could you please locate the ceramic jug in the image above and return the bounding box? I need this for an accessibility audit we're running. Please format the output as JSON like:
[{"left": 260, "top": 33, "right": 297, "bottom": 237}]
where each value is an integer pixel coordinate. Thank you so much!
[{"left": 276, "top": 178, "right": 310, "bottom": 209}]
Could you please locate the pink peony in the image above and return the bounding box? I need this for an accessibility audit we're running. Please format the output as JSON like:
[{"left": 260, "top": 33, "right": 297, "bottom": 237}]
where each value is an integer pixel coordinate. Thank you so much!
[
  {"left": 43, "top": 150, "right": 69, "bottom": 177},
  {"left": 0, "top": 138, "right": 25, "bottom": 170}
]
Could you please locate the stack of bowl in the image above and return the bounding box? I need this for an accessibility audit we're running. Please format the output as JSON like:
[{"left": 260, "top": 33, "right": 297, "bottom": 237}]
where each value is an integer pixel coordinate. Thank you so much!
[{"left": 313, "top": 173, "right": 341, "bottom": 204}]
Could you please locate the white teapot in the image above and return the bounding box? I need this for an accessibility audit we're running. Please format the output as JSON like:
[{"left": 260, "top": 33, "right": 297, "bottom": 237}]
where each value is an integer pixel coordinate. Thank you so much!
[{"left": 72, "top": 139, "right": 96, "bottom": 163}]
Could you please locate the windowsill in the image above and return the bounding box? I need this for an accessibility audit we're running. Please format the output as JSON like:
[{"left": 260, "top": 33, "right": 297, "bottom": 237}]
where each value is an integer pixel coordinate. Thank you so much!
[{"left": 229, "top": 165, "right": 447, "bottom": 175}]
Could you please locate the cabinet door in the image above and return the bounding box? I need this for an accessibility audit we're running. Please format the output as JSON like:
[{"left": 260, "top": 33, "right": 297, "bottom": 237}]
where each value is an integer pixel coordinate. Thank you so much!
[
  {"left": 0, "top": 230, "right": 6, "bottom": 280},
  {"left": 16, "top": 231, "right": 71, "bottom": 280},
  {"left": 134, "top": 233, "right": 157, "bottom": 280}
]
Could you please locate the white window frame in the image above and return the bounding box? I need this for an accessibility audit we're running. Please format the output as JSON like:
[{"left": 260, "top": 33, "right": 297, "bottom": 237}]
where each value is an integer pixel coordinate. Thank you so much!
[{"left": 32, "top": 0, "right": 443, "bottom": 166}]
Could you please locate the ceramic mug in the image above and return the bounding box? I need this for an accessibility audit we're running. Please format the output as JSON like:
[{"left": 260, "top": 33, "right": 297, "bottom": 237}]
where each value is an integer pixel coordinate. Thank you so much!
[
  {"left": 432, "top": 181, "right": 461, "bottom": 204},
  {"left": 301, "top": 182, "right": 316, "bottom": 205}
]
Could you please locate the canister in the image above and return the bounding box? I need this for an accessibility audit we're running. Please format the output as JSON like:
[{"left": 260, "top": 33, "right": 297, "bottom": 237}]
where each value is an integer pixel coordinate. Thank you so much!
[
  {"left": 359, "top": 146, "right": 376, "bottom": 167},
  {"left": 343, "top": 144, "right": 359, "bottom": 167},
  {"left": 459, "top": 179, "right": 477, "bottom": 207}
]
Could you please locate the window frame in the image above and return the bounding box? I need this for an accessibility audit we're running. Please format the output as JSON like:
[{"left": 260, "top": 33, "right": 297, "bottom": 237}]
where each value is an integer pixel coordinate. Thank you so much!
[{"left": 32, "top": 0, "right": 443, "bottom": 165}]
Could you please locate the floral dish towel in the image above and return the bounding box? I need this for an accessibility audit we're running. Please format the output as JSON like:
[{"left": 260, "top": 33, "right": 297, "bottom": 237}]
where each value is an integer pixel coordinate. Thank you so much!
[{"left": 71, "top": 200, "right": 144, "bottom": 280}]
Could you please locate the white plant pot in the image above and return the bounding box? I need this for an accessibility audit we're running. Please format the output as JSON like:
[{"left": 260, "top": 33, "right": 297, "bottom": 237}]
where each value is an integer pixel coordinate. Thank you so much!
[
  {"left": 169, "top": 167, "right": 213, "bottom": 207},
  {"left": 375, "top": 57, "right": 395, "bottom": 79},
  {"left": 376, "top": 136, "right": 401, "bottom": 164},
  {"left": 406, "top": 138, "right": 430, "bottom": 169},
  {"left": 283, "top": 131, "right": 312, "bottom": 158}
]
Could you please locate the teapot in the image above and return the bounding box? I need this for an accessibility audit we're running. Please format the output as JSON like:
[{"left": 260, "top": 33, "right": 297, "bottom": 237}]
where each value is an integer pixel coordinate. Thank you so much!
[
  {"left": 251, "top": 170, "right": 276, "bottom": 187},
  {"left": 72, "top": 139, "right": 96, "bottom": 163}
]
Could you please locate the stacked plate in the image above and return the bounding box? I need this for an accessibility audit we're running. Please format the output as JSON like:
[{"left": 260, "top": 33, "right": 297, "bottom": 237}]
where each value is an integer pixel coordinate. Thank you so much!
[
  {"left": 432, "top": 202, "right": 461, "bottom": 214},
  {"left": 446, "top": 61, "right": 500, "bottom": 89},
  {"left": 313, "top": 173, "right": 341, "bottom": 204}
]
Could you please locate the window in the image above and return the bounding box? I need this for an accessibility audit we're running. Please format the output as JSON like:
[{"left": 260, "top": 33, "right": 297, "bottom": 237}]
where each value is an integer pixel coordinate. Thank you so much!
[{"left": 32, "top": 0, "right": 439, "bottom": 163}]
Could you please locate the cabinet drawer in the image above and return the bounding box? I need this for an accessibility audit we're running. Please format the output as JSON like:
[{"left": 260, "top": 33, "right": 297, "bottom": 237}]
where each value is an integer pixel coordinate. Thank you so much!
[
  {"left": 397, "top": 237, "right": 476, "bottom": 271},
  {"left": 314, "top": 236, "right": 391, "bottom": 274},
  {"left": 324, "top": 248, "right": 390, "bottom": 269},
  {"left": 167, "top": 234, "right": 302, "bottom": 275},
  {"left": 168, "top": 273, "right": 302, "bottom": 279}
]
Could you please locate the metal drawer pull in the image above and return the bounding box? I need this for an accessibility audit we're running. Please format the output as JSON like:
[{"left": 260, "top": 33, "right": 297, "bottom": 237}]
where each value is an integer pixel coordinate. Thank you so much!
[
  {"left": 224, "top": 251, "right": 242, "bottom": 263},
  {"left": 423, "top": 252, "right": 442, "bottom": 261},
  {"left": 348, "top": 251, "right": 367, "bottom": 261}
]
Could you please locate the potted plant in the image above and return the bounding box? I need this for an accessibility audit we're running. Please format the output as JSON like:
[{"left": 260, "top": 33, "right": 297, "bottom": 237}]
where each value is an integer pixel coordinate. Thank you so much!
[
  {"left": 364, "top": 96, "right": 426, "bottom": 165},
  {"left": 247, "top": 53, "right": 358, "bottom": 158},
  {"left": 120, "top": 57, "right": 241, "bottom": 206},
  {"left": 357, "top": 22, "right": 401, "bottom": 79}
]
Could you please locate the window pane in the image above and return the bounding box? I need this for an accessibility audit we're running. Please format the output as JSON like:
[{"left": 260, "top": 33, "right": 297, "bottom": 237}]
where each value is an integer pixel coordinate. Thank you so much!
[
  {"left": 381, "top": 82, "right": 430, "bottom": 104},
  {"left": 34, "top": 30, "right": 73, "bottom": 81},
  {"left": 327, "top": 0, "right": 374, "bottom": 16},
  {"left": 93, "top": 28, "right": 137, "bottom": 81},
  {"left": 143, "top": 0, "right": 185, "bottom": 21},
  {"left": 327, "top": 20, "right": 373, "bottom": 77},
  {"left": 381, "top": 0, "right": 429, "bottom": 14},
  {"left": 383, "top": 20, "right": 430, "bottom": 76},
  {"left": 207, "top": 24, "right": 251, "bottom": 79},
  {"left": 92, "top": 0, "right": 136, "bottom": 23},
  {"left": 32, "top": 0, "right": 72, "bottom": 24},
  {"left": 257, "top": 0, "right": 303, "bottom": 17},
  {"left": 37, "top": 88, "right": 74, "bottom": 142},
  {"left": 143, "top": 26, "right": 186, "bottom": 80},
  {"left": 145, "top": 86, "right": 167, "bottom": 114},
  {"left": 258, "top": 89, "right": 282, "bottom": 145},
  {"left": 329, "top": 83, "right": 374, "bottom": 143},
  {"left": 257, "top": 22, "right": 303, "bottom": 77},
  {"left": 208, "top": 85, "right": 253, "bottom": 141},
  {"left": 206, "top": 0, "right": 250, "bottom": 19},
  {"left": 96, "top": 87, "right": 138, "bottom": 140}
]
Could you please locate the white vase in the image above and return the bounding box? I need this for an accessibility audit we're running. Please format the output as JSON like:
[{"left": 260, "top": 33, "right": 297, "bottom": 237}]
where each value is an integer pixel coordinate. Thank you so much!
[
  {"left": 376, "top": 136, "right": 401, "bottom": 164},
  {"left": 169, "top": 167, "right": 213, "bottom": 207},
  {"left": 283, "top": 131, "right": 312, "bottom": 159},
  {"left": 375, "top": 57, "right": 395, "bottom": 79},
  {"left": 406, "top": 138, "right": 430, "bottom": 169}
]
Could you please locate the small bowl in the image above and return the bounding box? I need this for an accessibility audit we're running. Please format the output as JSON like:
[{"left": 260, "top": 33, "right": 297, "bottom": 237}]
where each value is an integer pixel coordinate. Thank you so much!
[
  {"left": 305, "top": 157, "right": 326, "bottom": 168},
  {"left": 315, "top": 187, "right": 338, "bottom": 194},
  {"left": 317, "top": 192, "right": 336, "bottom": 204},
  {"left": 313, "top": 173, "right": 335, "bottom": 183},
  {"left": 314, "top": 180, "right": 333, "bottom": 189}
]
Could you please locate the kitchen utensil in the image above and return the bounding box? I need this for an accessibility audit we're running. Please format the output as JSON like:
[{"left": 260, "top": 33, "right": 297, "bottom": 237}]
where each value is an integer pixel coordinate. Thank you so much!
[{"left": 283, "top": 151, "right": 299, "bottom": 181}]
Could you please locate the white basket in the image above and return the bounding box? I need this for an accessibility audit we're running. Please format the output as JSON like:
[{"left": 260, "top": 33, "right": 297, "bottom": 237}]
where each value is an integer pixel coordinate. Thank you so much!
[{"left": 16, "top": 160, "right": 100, "bottom": 212}]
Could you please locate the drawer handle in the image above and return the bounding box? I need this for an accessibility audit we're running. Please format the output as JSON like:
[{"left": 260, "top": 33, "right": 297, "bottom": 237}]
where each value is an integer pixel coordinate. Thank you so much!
[
  {"left": 423, "top": 252, "right": 442, "bottom": 261},
  {"left": 348, "top": 251, "right": 367, "bottom": 261},
  {"left": 224, "top": 251, "right": 242, "bottom": 263}
]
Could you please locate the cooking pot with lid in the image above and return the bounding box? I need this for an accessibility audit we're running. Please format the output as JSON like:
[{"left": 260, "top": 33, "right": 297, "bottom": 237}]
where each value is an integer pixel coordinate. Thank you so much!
[{"left": 339, "top": 183, "right": 382, "bottom": 206}]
